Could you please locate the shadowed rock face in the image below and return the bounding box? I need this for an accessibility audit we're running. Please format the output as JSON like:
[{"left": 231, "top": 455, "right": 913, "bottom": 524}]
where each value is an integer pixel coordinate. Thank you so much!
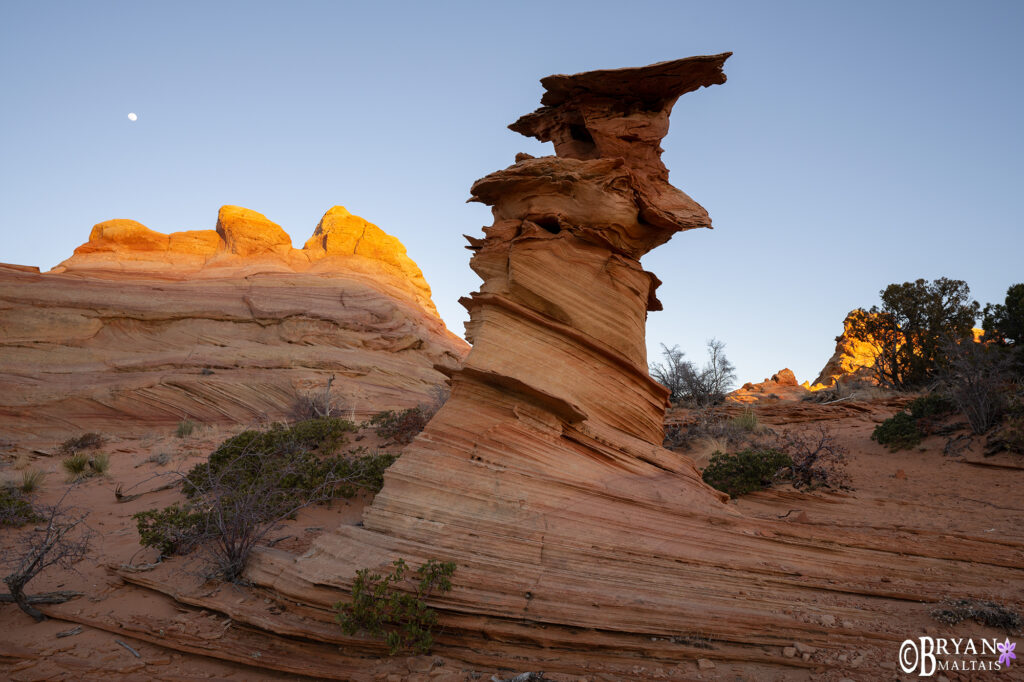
[
  {"left": 232, "top": 58, "right": 1021, "bottom": 678},
  {"left": 0, "top": 206, "right": 466, "bottom": 439}
]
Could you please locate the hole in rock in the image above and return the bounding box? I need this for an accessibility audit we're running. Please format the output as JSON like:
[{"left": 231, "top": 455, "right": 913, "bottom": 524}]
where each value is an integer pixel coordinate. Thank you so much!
[{"left": 533, "top": 216, "right": 562, "bottom": 234}]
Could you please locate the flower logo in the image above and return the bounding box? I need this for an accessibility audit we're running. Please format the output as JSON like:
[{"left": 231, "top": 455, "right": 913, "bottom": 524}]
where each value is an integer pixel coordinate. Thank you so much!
[{"left": 998, "top": 638, "right": 1016, "bottom": 667}]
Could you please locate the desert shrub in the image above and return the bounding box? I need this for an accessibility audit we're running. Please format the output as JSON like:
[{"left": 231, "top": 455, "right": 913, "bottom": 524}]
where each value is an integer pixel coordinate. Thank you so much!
[
  {"left": 336, "top": 558, "right": 456, "bottom": 655},
  {"left": 136, "top": 419, "right": 392, "bottom": 576},
  {"left": 292, "top": 375, "right": 342, "bottom": 420},
  {"left": 61, "top": 452, "right": 109, "bottom": 481},
  {"left": 986, "top": 413, "right": 1024, "bottom": 456},
  {"left": 2, "top": 490, "right": 94, "bottom": 621},
  {"left": 730, "top": 408, "right": 759, "bottom": 432},
  {"left": 134, "top": 504, "right": 208, "bottom": 556},
  {"left": 0, "top": 487, "right": 41, "bottom": 527},
  {"left": 982, "top": 283, "right": 1024, "bottom": 346},
  {"left": 203, "top": 418, "right": 356, "bottom": 468},
  {"left": 58, "top": 432, "right": 103, "bottom": 455},
  {"left": 930, "top": 599, "right": 1022, "bottom": 633},
  {"left": 651, "top": 339, "right": 737, "bottom": 406},
  {"left": 774, "top": 425, "right": 850, "bottom": 489},
  {"left": 701, "top": 449, "right": 793, "bottom": 498},
  {"left": 367, "top": 407, "right": 431, "bottom": 445},
  {"left": 664, "top": 409, "right": 761, "bottom": 451},
  {"left": 872, "top": 412, "right": 922, "bottom": 451},
  {"left": 145, "top": 452, "right": 171, "bottom": 466},
  {"left": 176, "top": 419, "right": 197, "bottom": 438},
  {"left": 19, "top": 470, "right": 46, "bottom": 494},
  {"left": 88, "top": 453, "right": 110, "bottom": 475},
  {"left": 907, "top": 393, "right": 956, "bottom": 420},
  {"left": 847, "top": 278, "right": 979, "bottom": 390},
  {"left": 939, "top": 341, "right": 1014, "bottom": 434},
  {"left": 61, "top": 453, "right": 89, "bottom": 478}
]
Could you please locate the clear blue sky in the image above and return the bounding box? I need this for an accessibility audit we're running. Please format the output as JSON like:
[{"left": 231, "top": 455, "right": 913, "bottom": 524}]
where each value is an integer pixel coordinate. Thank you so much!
[{"left": 2, "top": 1, "right": 1021, "bottom": 385}]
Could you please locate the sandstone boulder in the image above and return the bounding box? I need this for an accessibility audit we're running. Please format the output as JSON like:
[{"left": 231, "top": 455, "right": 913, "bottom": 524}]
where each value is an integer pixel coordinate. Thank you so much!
[{"left": 215, "top": 205, "right": 292, "bottom": 256}]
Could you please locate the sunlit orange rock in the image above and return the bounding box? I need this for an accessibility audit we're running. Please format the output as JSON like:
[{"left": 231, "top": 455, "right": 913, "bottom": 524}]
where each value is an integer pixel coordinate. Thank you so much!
[
  {"left": 0, "top": 207, "right": 466, "bottom": 440},
  {"left": 215, "top": 205, "right": 292, "bottom": 257},
  {"left": 727, "top": 367, "right": 809, "bottom": 403},
  {"left": 812, "top": 309, "right": 883, "bottom": 387},
  {"left": 79, "top": 219, "right": 169, "bottom": 252}
]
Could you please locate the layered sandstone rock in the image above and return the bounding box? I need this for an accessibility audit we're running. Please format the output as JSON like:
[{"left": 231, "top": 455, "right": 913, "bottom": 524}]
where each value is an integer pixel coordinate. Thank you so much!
[
  {"left": 0, "top": 207, "right": 466, "bottom": 440},
  {"left": 229, "top": 55, "right": 1021, "bottom": 678}
]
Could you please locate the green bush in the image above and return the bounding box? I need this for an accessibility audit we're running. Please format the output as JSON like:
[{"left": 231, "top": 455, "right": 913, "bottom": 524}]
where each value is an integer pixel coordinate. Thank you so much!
[
  {"left": 871, "top": 411, "right": 922, "bottom": 450},
  {"left": 908, "top": 394, "right": 955, "bottom": 420},
  {"left": 88, "top": 453, "right": 110, "bottom": 475},
  {"left": 19, "top": 470, "right": 46, "bottom": 494},
  {"left": 982, "top": 283, "right": 1024, "bottom": 346},
  {"left": 366, "top": 408, "right": 431, "bottom": 445},
  {"left": 0, "top": 487, "right": 41, "bottom": 527},
  {"left": 176, "top": 419, "right": 197, "bottom": 438},
  {"left": 135, "top": 418, "right": 395, "bottom": 576},
  {"left": 61, "top": 453, "right": 89, "bottom": 478},
  {"left": 701, "top": 449, "right": 793, "bottom": 498},
  {"left": 133, "top": 504, "right": 208, "bottom": 556},
  {"left": 729, "top": 408, "right": 759, "bottom": 432},
  {"left": 336, "top": 558, "right": 456, "bottom": 655}
]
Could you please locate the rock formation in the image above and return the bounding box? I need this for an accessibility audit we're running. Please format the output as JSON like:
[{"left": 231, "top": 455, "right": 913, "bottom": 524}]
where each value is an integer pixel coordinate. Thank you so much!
[
  {"left": 228, "top": 55, "right": 1020, "bottom": 678},
  {"left": 0, "top": 207, "right": 466, "bottom": 440},
  {"left": 812, "top": 309, "right": 883, "bottom": 387},
  {"left": 728, "top": 367, "right": 813, "bottom": 403},
  {"left": 32, "top": 57, "right": 1016, "bottom": 680}
]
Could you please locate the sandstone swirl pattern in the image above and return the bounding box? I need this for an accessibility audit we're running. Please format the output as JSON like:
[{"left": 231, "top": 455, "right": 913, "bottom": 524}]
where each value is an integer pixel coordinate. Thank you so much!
[
  {"left": 242, "top": 54, "right": 1022, "bottom": 677},
  {"left": 0, "top": 206, "right": 465, "bottom": 439}
]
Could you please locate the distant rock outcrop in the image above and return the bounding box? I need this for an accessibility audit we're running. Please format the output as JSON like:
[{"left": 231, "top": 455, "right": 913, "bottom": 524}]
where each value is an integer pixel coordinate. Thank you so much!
[
  {"left": 812, "top": 309, "right": 881, "bottom": 387},
  {"left": 54, "top": 204, "right": 438, "bottom": 317},
  {"left": 728, "top": 367, "right": 811, "bottom": 403},
  {"left": 0, "top": 206, "right": 467, "bottom": 440}
]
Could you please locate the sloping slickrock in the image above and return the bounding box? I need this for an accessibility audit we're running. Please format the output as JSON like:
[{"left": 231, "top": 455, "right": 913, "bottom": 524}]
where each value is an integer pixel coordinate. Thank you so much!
[
  {"left": 0, "top": 207, "right": 466, "bottom": 440},
  {"left": 216, "top": 57, "right": 1020, "bottom": 677}
]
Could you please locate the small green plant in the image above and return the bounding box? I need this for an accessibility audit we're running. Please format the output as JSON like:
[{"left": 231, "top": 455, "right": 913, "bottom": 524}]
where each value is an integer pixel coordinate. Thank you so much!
[
  {"left": 335, "top": 558, "right": 456, "bottom": 655},
  {"left": 0, "top": 486, "right": 41, "bottom": 527},
  {"left": 908, "top": 393, "right": 956, "bottom": 420},
  {"left": 58, "top": 432, "right": 103, "bottom": 455},
  {"left": 366, "top": 407, "right": 431, "bottom": 445},
  {"left": 19, "top": 470, "right": 46, "bottom": 494},
  {"left": 729, "top": 408, "right": 760, "bottom": 432},
  {"left": 176, "top": 419, "right": 197, "bottom": 438},
  {"left": 133, "top": 504, "right": 208, "bottom": 556},
  {"left": 61, "top": 453, "right": 89, "bottom": 478},
  {"left": 871, "top": 411, "right": 923, "bottom": 451},
  {"left": 145, "top": 452, "right": 171, "bottom": 466},
  {"left": 88, "top": 453, "right": 110, "bottom": 475},
  {"left": 701, "top": 449, "right": 793, "bottom": 498}
]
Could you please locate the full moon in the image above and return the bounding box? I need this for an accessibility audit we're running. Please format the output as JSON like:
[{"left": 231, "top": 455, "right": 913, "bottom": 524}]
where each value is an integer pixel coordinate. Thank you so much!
[{"left": 127, "top": 112, "right": 138, "bottom": 122}]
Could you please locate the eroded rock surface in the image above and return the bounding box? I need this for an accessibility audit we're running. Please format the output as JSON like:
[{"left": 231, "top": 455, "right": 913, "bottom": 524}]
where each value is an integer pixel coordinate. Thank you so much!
[
  {"left": 0, "top": 207, "right": 465, "bottom": 440},
  {"left": 79, "top": 57, "right": 1018, "bottom": 680}
]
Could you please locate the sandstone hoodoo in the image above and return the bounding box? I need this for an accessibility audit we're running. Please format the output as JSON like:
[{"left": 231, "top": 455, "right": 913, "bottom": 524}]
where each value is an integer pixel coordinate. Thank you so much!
[
  {"left": 231, "top": 55, "right": 1020, "bottom": 678},
  {"left": 0, "top": 206, "right": 465, "bottom": 440},
  {"left": 15, "top": 58, "right": 1021, "bottom": 681}
]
